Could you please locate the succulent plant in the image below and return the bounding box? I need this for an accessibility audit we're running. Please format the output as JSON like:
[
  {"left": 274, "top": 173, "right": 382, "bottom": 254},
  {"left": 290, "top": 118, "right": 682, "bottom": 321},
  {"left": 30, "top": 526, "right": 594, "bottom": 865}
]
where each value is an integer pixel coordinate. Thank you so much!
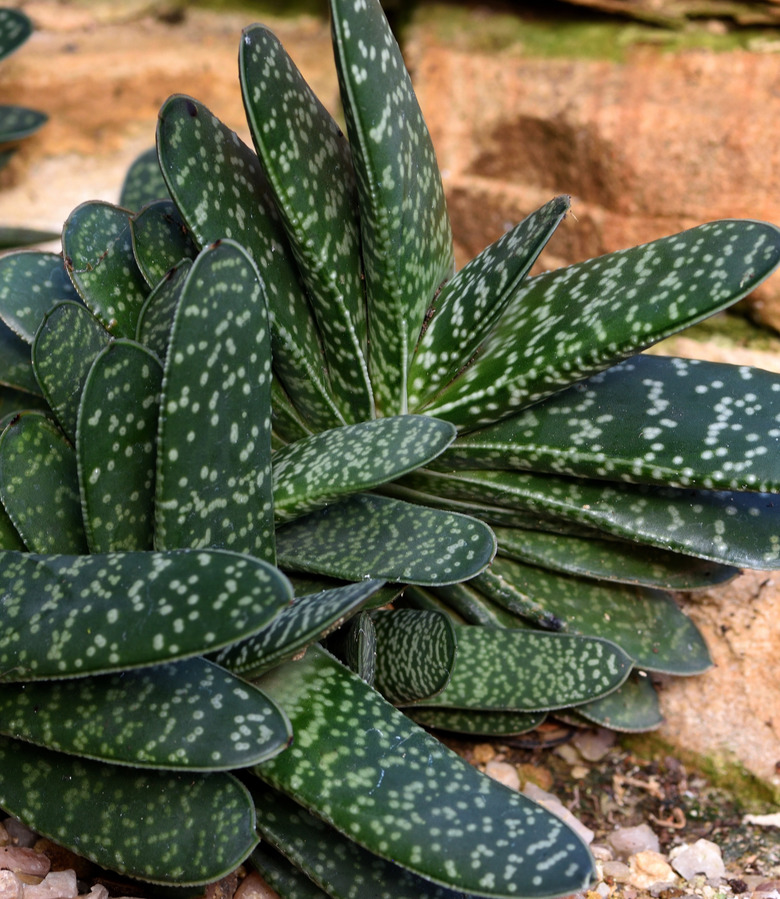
[{"left": 0, "top": 0, "right": 778, "bottom": 896}]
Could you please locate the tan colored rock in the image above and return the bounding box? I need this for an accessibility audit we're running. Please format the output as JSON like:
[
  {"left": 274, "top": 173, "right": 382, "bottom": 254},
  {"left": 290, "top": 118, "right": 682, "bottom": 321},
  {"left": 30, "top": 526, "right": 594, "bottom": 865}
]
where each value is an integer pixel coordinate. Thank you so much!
[{"left": 628, "top": 850, "right": 676, "bottom": 889}]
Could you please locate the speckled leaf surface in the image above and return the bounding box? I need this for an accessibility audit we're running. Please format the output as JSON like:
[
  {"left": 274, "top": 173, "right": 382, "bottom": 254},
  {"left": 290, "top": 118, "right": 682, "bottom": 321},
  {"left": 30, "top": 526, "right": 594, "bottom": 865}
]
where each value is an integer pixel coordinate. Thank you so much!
[
  {"left": 0, "top": 107, "right": 46, "bottom": 143},
  {"left": 250, "top": 779, "right": 477, "bottom": 899},
  {"left": 62, "top": 201, "right": 151, "bottom": 337},
  {"left": 493, "top": 527, "right": 738, "bottom": 591},
  {"left": 0, "top": 500, "right": 23, "bottom": 551},
  {"left": 135, "top": 257, "right": 190, "bottom": 361},
  {"left": 120, "top": 146, "right": 170, "bottom": 211},
  {"left": 400, "top": 468, "right": 780, "bottom": 569},
  {"left": 157, "top": 95, "right": 343, "bottom": 431},
  {"left": 77, "top": 340, "right": 162, "bottom": 552},
  {"left": 272, "top": 415, "right": 455, "bottom": 522},
  {"left": 424, "top": 220, "right": 780, "bottom": 429},
  {"left": 409, "top": 197, "right": 569, "bottom": 410},
  {"left": 131, "top": 199, "right": 198, "bottom": 288},
  {"left": 0, "top": 736, "right": 258, "bottom": 885},
  {"left": 447, "top": 355, "right": 780, "bottom": 491},
  {"left": 155, "top": 240, "right": 274, "bottom": 561},
  {"left": 241, "top": 24, "right": 372, "bottom": 424},
  {"left": 413, "top": 625, "right": 630, "bottom": 712},
  {"left": 330, "top": 0, "right": 454, "bottom": 415},
  {"left": 372, "top": 609, "right": 455, "bottom": 704},
  {"left": 415, "top": 581, "right": 512, "bottom": 628},
  {"left": 574, "top": 672, "right": 662, "bottom": 732},
  {"left": 407, "top": 707, "right": 545, "bottom": 738},
  {"left": 271, "top": 375, "right": 315, "bottom": 444},
  {"left": 0, "top": 549, "right": 292, "bottom": 680},
  {"left": 0, "top": 9, "right": 31, "bottom": 62},
  {"left": 341, "top": 610, "right": 376, "bottom": 685},
  {"left": 470, "top": 565, "right": 564, "bottom": 632},
  {"left": 485, "top": 556, "right": 712, "bottom": 675},
  {"left": 32, "top": 301, "right": 111, "bottom": 442},
  {"left": 0, "top": 413, "right": 86, "bottom": 553},
  {"left": 255, "top": 645, "right": 595, "bottom": 898},
  {"left": 0, "top": 657, "right": 291, "bottom": 770},
  {"left": 276, "top": 493, "right": 495, "bottom": 585},
  {"left": 212, "top": 579, "right": 385, "bottom": 678},
  {"left": 252, "top": 844, "right": 331, "bottom": 899},
  {"left": 0, "top": 251, "right": 81, "bottom": 342},
  {"left": 0, "top": 322, "right": 39, "bottom": 395}
]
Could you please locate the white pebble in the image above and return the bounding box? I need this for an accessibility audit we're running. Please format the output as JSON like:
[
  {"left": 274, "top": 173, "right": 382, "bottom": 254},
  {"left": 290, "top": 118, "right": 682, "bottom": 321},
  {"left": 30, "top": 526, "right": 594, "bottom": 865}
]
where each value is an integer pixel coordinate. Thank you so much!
[
  {"left": 607, "top": 823, "right": 660, "bottom": 858},
  {"left": 484, "top": 760, "right": 520, "bottom": 791},
  {"left": 670, "top": 838, "right": 726, "bottom": 881}
]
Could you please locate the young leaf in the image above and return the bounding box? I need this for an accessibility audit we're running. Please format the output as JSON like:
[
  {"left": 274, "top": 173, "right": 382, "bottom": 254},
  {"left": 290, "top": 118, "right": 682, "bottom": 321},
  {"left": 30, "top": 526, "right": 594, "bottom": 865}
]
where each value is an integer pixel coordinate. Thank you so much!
[
  {"left": 408, "top": 196, "right": 570, "bottom": 410},
  {"left": 0, "top": 550, "right": 292, "bottom": 680},
  {"left": 77, "top": 340, "right": 163, "bottom": 552},
  {"left": 255, "top": 645, "right": 596, "bottom": 899},
  {"left": 330, "top": 0, "right": 454, "bottom": 415},
  {"left": 155, "top": 240, "right": 275, "bottom": 563},
  {"left": 135, "top": 258, "right": 191, "bottom": 361},
  {"left": 0, "top": 9, "right": 31, "bottom": 62},
  {"left": 272, "top": 415, "right": 456, "bottom": 522},
  {"left": 0, "top": 736, "right": 258, "bottom": 885},
  {"left": 275, "top": 493, "right": 495, "bottom": 585},
  {"left": 62, "top": 201, "right": 151, "bottom": 337},
  {"left": 130, "top": 199, "right": 197, "bottom": 288},
  {"left": 424, "top": 220, "right": 780, "bottom": 429},
  {"left": 0, "top": 657, "right": 291, "bottom": 770},
  {"left": 120, "top": 146, "right": 171, "bottom": 211},
  {"left": 0, "top": 413, "right": 87, "bottom": 553},
  {"left": 240, "top": 24, "right": 373, "bottom": 424},
  {"left": 574, "top": 671, "right": 662, "bottom": 732}
]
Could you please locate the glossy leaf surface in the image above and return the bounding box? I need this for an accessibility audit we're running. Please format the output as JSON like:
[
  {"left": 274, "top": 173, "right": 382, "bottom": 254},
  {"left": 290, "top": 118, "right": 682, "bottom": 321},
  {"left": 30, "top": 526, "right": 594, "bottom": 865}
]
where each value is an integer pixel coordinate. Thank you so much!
[
  {"left": 0, "top": 322, "right": 39, "bottom": 395},
  {"left": 0, "top": 9, "right": 31, "bottom": 62},
  {"left": 131, "top": 199, "right": 197, "bottom": 288},
  {"left": 0, "top": 550, "right": 291, "bottom": 680},
  {"left": 407, "top": 706, "right": 545, "bottom": 737},
  {"left": 255, "top": 645, "right": 595, "bottom": 898},
  {"left": 574, "top": 672, "right": 662, "bottom": 732},
  {"left": 135, "top": 257, "right": 190, "bottom": 361},
  {"left": 120, "top": 146, "right": 170, "bottom": 211},
  {"left": 251, "top": 845, "right": 330, "bottom": 899},
  {"left": 0, "top": 737, "right": 257, "bottom": 885}
]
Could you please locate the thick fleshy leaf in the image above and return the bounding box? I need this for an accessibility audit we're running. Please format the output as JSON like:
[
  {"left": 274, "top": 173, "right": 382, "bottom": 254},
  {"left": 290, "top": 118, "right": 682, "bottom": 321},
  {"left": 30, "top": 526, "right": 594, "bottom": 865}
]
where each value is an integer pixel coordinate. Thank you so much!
[
  {"left": 424, "top": 220, "right": 780, "bottom": 429},
  {"left": 574, "top": 672, "right": 662, "bottom": 732},
  {"left": 0, "top": 9, "right": 31, "bottom": 62},
  {"left": 340, "top": 611, "right": 377, "bottom": 685},
  {"left": 446, "top": 355, "right": 780, "bottom": 492},
  {"left": 241, "top": 24, "right": 372, "bottom": 423},
  {"left": 0, "top": 413, "right": 86, "bottom": 553},
  {"left": 409, "top": 196, "right": 569, "bottom": 410},
  {"left": 0, "top": 321, "right": 39, "bottom": 395},
  {"left": 0, "top": 737, "right": 257, "bottom": 885},
  {"left": 157, "top": 95, "right": 343, "bottom": 431},
  {"left": 0, "top": 106, "right": 46, "bottom": 143},
  {"left": 62, "top": 201, "right": 151, "bottom": 337},
  {"left": 407, "top": 707, "right": 545, "bottom": 738},
  {"left": 0, "top": 657, "right": 291, "bottom": 770},
  {"left": 32, "top": 300, "right": 111, "bottom": 441},
  {"left": 250, "top": 779, "right": 476, "bottom": 899},
  {"left": 0, "top": 227, "right": 59, "bottom": 250},
  {"left": 155, "top": 240, "right": 274, "bottom": 562},
  {"left": 411, "top": 581, "right": 516, "bottom": 627},
  {"left": 271, "top": 375, "right": 315, "bottom": 444},
  {"left": 493, "top": 527, "right": 739, "bottom": 591},
  {"left": 372, "top": 609, "right": 456, "bottom": 704},
  {"left": 131, "top": 199, "right": 198, "bottom": 288},
  {"left": 120, "top": 146, "right": 170, "bottom": 211},
  {"left": 77, "top": 340, "right": 163, "bottom": 552},
  {"left": 482, "top": 556, "right": 712, "bottom": 675},
  {"left": 0, "top": 385, "right": 48, "bottom": 422},
  {"left": 400, "top": 468, "right": 780, "bottom": 569},
  {"left": 255, "top": 645, "right": 595, "bottom": 899},
  {"left": 252, "top": 844, "right": 330, "bottom": 898},
  {"left": 0, "top": 550, "right": 292, "bottom": 680},
  {"left": 272, "top": 415, "right": 455, "bottom": 522},
  {"left": 0, "top": 499, "right": 24, "bottom": 551},
  {"left": 276, "top": 493, "right": 495, "bottom": 585},
  {"left": 0, "top": 251, "right": 81, "bottom": 342},
  {"left": 212, "top": 580, "right": 385, "bottom": 678},
  {"left": 330, "top": 0, "right": 454, "bottom": 415},
  {"left": 135, "top": 257, "right": 191, "bottom": 360}
]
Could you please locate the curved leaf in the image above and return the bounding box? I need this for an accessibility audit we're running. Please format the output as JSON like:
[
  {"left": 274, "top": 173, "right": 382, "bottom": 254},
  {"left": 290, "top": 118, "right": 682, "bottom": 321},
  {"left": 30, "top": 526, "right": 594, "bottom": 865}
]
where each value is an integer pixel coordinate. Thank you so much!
[
  {"left": 131, "top": 199, "right": 198, "bottom": 288},
  {"left": 407, "top": 707, "right": 545, "bottom": 738},
  {"left": 0, "top": 106, "right": 47, "bottom": 143},
  {"left": 574, "top": 671, "right": 663, "bottom": 732},
  {"left": 0, "top": 9, "right": 31, "bottom": 62},
  {"left": 120, "top": 146, "right": 170, "bottom": 211},
  {"left": 251, "top": 844, "right": 330, "bottom": 898},
  {"left": 135, "top": 257, "right": 191, "bottom": 361},
  {"left": 0, "top": 320, "right": 39, "bottom": 395}
]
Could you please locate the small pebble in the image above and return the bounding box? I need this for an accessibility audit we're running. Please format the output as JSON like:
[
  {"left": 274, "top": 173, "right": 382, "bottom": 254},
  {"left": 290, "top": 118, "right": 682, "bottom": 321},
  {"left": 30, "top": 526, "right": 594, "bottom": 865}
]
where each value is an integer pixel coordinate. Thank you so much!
[
  {"left": 1, "top": 825, "right": 35, "bottom": 852},
  {"left": 484, "top": 760, "right": 520, "bottom": 791},
  {"left": 607, "top": 823, "right": 661, "bottom": 859},
  {"left": 24, "top": 870, "right": 78, "bottom": 899},
  {"left": 628, "top": 850, "right": 676, "bottom": 889},
  {"left": 233, "top": 871, "right": 281, "bottom": 899},
  {"left": 471, "top": 743, "right": 495, "bottom": 765},
  {"left": 0, "top": 849, "right": 49, "bottom": 879},
  {"left": 516, "top": 763, "right": 554, "bottom": 792},
  {"left": 0, "top": 870, "right": 22, "bottom": 899},
  {"left": 572, "top": 728, "right": 617, "bottom": 763},
  {"left": 669, "top": 839, "right": 726, "bottom": 881},
  {"left": 591, "top": 844, "right": 613, "bottom": 862},
  {"left": 602, "top": 861, "right": 633, "bottom": 883}
]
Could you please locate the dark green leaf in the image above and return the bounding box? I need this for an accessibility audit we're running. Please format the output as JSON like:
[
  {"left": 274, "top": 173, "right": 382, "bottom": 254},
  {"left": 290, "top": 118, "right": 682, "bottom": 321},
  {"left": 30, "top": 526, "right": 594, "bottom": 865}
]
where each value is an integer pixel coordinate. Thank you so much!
[
  {"left": 0, "top": 657, "right": 291, "bottom": 769},
  {"left": 62, "top": 201, "right": 151, "bottom": 337},
  {"left": 0, "top": 106, "right": 47, "bottom": 143},
  {"left": 255, "top": 645, "right": 596, "bottom": 898},
  {"left": 272, "top": 375, "right": 314, "bottom": 444},
  {"left": 157, "top": 95, "right": 343, "bottom": 431},
  {"left": 32, "top": 300, "right": 111, "bottom": 441},
  {"left": 120, "top": 147, "right": 171, "bottom": 211},
  {"left": 341, "top": 611, "right": 377, "bottom": 685},
  {"left": 251, "top": 844, "right": 330, "bottom": 898},
  {"left": 424, "top": 581, "right": 526, "bottom": 628},
  {"left": 0, "top": 549, "right": 291, "bottom": 680},
  {"left": 407, "top": 707, "right": 545, "bottom": 738},
  {"left": 409, "top": 196, "right": 569, "bottom": 410},
  {"left": 330, "top": 0, "right": 454, "bottom": 416},
  {"left": 0, "top": 412, "right": 87, "bottom": 553},
  {"left": 0, "top": 227, "right": 59, "bottom": 251},
  {"left": 0, "top": 385, "right": 48, "bottom": 421},
  {"left": 0, "top": 9, "right": 31, "bottom": 62},
  {"left": 424, "top": 220, "right": 780, "bottom": 429},
  {"left": 272, "top": 415, "right": 455, "bottom": 522},
  {"left": 77, "top": 340, "right": 162, "bottom": 552},
  {"left": 155, "top": 240, "right": 275, "bottom": 562},
  {"left": 240, "top": 24, "right": 372, "bottom": 424},
  {"left": 0, "top": 320, "right": 40, "bottom": 395},
  {"left": 131, "top": 200, "right": 198, "bottom": 288},
  {"left": 574, "top": 671, "right": 662, "bottom": 732},
  {"left": 0, "top": 251, "right": 81, "bottom": 342},
  {"left": 0, "top": 737, "right": 257, "bottom": 885},
  {"left": 135, "top": 257, "right": 191, "bottom": 361},
  {"left": 276, "top": 493, "right": 495, "bottom": 585}
]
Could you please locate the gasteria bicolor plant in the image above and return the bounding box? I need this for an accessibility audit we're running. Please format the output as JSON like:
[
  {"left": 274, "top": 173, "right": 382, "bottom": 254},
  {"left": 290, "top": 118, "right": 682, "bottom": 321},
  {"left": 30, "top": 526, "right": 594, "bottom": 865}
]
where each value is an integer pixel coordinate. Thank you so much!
[{"left": 0, "top": 0, "right": 778, "bottom": 895}]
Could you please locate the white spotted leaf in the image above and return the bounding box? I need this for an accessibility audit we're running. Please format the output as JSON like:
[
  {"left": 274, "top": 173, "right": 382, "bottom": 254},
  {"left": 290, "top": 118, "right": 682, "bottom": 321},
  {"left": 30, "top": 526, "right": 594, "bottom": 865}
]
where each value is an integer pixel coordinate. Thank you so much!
[
  {"left": 574, "top": 671, "right": 662, "bottom": 732},
  {"left": 0, "top": 321, "right": 39, "bottom": 396},
  {"left": 251, "top": 845, "right": 331, "bottom": 899},
  {"left": 135, "top": 257, "right": 191, "bottom": 361},
  {"left": 120, "top": 146, "right": 171, "bottom": 212},
  {"left": 0, "top": 106, "right": 46, "bottom": 144},
  {"left": 0, "top": 9, "right": 31, "bottom": 62},
  {"left": 406, "top": 706, "right": 545, "bottom": 738},
  {"left": 255, "top": 645, "right": 596, "bottom": 898},
  {"left": 130, "top": 199, "right": 198, "bottom": 288}
]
